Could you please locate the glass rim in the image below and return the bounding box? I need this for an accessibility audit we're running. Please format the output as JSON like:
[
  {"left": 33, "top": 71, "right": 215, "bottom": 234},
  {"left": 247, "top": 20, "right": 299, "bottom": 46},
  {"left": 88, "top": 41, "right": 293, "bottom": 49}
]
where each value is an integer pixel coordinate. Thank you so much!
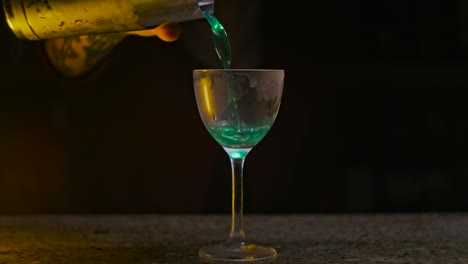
[{"left": 193, "top": 69, "right": 284, "bottom": 72}]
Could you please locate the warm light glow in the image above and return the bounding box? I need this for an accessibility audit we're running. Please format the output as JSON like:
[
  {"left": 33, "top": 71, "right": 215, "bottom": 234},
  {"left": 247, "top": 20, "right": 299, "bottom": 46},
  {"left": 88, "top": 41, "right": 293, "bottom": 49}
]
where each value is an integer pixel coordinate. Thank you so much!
[
  {"left": 129, "top": 23, "right": 181, "bottom": 42},
  {"left": 200, "top": 76, "right": 215, "bottom": 118},
  {"left": 246, "top": 243, "right": 257, "bottom": 250}
]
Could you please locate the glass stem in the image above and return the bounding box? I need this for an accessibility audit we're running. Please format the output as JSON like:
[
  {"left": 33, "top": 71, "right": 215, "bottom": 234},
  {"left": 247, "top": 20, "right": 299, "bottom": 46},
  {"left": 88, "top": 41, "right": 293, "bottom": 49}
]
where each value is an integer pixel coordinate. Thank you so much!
[{"left": 228, "top": 157, "right": 247, "bottom": 243}]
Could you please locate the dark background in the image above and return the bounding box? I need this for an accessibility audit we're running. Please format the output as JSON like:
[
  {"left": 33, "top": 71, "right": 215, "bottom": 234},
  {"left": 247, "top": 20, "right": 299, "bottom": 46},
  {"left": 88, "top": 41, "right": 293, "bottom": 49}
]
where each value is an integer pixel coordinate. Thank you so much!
[{"left": 1, "top": 0, "right": 468, "bottom": 214}]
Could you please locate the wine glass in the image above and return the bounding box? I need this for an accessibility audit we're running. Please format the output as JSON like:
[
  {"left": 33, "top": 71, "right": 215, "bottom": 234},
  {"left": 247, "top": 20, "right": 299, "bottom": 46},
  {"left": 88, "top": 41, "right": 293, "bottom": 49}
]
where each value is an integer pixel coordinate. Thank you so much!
[{"left": 193, "top": 69, "right": 284, "bottom": 262}]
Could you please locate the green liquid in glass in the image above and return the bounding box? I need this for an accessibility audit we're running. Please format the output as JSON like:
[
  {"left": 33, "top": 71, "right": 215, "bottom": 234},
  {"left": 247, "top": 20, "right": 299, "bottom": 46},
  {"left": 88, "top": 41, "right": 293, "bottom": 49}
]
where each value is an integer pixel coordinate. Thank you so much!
[{"left": 207, "top": 125, "right": 272, "bottom": 149}]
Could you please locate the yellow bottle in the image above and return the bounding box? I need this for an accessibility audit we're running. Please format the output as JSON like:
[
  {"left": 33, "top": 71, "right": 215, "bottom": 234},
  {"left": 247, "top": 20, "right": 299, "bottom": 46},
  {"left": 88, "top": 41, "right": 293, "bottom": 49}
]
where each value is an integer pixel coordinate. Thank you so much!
[{"left": 3, "top": 0, "right": 214, "bottom": 40}]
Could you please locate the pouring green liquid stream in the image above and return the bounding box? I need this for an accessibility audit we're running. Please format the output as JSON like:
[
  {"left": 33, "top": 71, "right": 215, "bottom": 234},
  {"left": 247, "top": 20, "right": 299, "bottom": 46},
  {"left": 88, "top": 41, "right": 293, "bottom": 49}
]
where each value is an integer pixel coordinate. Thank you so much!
[
  {"left": 203, "top": 12, "right": 243, "bottom": 131},
  {"left": 203, "top": 12, "right": 231, "bottom": 69}
]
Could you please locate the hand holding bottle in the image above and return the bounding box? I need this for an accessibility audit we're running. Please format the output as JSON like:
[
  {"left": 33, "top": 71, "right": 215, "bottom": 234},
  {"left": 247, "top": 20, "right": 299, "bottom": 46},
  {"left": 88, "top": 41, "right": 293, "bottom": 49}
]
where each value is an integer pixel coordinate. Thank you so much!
[{"left": 43, "top": 23, "right": 182, "bottom": 79}]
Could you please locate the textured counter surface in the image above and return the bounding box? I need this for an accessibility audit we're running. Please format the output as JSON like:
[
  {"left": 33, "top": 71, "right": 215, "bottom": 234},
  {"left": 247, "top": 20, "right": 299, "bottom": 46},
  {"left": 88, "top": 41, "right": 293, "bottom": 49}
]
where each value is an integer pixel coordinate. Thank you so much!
[{"left": 1, "top": 214, "right": 468, "bottom": 263}]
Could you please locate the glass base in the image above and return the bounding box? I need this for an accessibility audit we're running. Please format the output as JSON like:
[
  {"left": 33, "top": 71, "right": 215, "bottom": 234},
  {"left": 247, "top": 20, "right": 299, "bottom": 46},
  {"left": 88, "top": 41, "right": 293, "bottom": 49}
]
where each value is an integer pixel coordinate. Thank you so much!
[{"left": 199, "top": 240, "right": 277, "bottom": 262}]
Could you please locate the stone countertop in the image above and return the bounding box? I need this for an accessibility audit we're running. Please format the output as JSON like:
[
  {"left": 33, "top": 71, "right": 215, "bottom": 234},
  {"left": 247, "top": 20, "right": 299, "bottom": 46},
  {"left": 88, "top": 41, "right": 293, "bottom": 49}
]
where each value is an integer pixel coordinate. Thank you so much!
[{"left": 1, "top": 214, "right": 468, "bottom": 263}]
